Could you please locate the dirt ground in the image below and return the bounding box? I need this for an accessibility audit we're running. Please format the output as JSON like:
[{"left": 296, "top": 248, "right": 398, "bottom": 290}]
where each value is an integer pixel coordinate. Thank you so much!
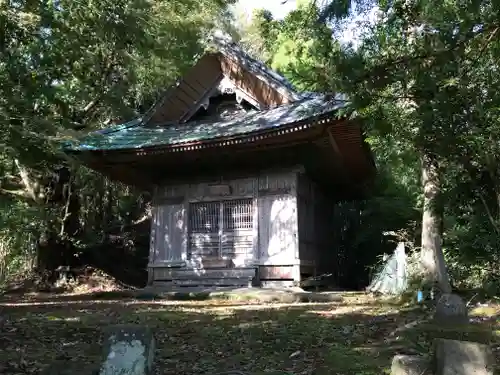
[{"left": 0, "top": 292, "right": 498, "bottom": 375}]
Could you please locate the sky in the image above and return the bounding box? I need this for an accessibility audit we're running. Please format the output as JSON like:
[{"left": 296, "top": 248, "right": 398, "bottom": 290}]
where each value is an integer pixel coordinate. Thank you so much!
[{"left": 234, "top": 0, "right": 377, "bottom": 45}]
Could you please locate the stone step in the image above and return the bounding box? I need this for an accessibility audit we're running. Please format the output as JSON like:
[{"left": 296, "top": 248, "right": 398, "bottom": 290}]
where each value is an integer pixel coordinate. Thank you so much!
[
  {"left": 155, "top": 267, "right": 256, "bottom": 281},
  {"left": 173, "top": 277, "right": 253, "bottom": 287},
  {"left": 172, "top": 268, "right": 256, "bottom": 280},
  {"left": 150, "top": 281, "right": 174, "bottom": 289}
]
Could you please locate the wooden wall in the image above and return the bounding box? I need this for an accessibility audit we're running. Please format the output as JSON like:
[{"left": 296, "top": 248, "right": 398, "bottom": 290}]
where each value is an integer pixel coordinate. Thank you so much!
[
  {"left": 149, "top": 204, "right": 186, "bottom": 265},
  {"left": 149, "top": 170, "right": 300, "bottom": 275},
  {"left": 297, "top": 172, "right": 337, "bottom": 278},
  {"left": 258, "top": 194, "right": 298, "bottom": 265}
]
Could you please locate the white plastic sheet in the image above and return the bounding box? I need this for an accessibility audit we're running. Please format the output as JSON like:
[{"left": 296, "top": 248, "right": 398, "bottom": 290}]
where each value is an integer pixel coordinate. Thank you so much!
[{"left": 367, "top": 242, "right": 408, "bottom": 295}]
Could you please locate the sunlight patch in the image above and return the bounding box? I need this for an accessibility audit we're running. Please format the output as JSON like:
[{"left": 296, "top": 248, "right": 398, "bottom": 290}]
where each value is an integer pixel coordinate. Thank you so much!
[
  {"left": 304, "top": 305, "right": 369, "bottom": 317},
  {"left": 470, "top": 305, "right": 499, "bottom": 318},
  {"left": 236, "top": 319, "right": 276, "bottom": 329},
  {"left": 45, "top": 315, "right": 80, "bottom": 322}
]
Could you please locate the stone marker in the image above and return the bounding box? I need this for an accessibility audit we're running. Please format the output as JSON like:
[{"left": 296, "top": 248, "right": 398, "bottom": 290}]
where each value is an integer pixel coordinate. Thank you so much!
[
  {"left": 434, "top": 293, "right": 469, "bottom": 325},
  {"left": 434, "top": 339, "right": 495, "bottom": 375},
  {"left": 100, "top": 325, "right": 155, "bottom": 375},
  {"left": 391, "top": 354, "right": 431, "bottom": 375}
]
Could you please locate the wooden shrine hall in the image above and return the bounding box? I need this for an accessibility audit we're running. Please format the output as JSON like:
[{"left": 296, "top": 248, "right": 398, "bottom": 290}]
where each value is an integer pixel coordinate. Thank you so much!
[{"left": 63, "top": 36, "right": 376, "bottom": 288}]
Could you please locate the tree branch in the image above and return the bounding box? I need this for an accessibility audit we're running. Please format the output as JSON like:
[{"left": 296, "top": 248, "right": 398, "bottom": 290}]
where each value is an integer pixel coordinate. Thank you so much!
[
  {"left": 14, "top": 159, "right": 40, "bottom": 203},
  {"left": 59, "top": 180, "right": 72, "bottom": 236},
  {"left": 476, "top": 191, "right": 500, "bottom": 234},
  {"left": 356, "top": 23, "right": 499, "bottom": 85},
  {"left": 0, "top": 188, "right": 35, "bottom": 200},
  {"left": 70, "top": 51, "right": 118, "bottom": 128}
]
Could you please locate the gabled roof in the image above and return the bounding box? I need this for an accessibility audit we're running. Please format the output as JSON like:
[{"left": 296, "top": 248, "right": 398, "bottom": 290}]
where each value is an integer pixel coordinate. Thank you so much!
[
  {"left": 144, "top": 36, "right": 305, "bottom": 125},
  {"left": 211, "top": 36, "right": 303, "bottom": 102},
  {"left": 61, "top": 38, "right": 375, "bottom": 195},
  {"left": 64, "top": 94, "right": 347, "bottom": 152}
]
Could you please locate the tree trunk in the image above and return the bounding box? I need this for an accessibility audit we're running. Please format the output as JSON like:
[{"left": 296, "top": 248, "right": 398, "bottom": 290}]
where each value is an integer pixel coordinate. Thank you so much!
[
  {"left": 36, "top": 167, "right": 81, "bottom": 279},
  {"left": 420, "top": 152, "right": 451, "bottom": 293}
]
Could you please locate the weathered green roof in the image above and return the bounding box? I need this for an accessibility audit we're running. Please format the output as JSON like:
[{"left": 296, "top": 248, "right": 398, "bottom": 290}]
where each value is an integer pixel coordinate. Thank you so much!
[{"left": 63, "top": 95, "right": 347, "bottom": 152}]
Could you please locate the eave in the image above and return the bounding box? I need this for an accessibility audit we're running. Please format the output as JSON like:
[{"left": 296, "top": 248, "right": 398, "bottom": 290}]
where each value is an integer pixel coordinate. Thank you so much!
[{"left": 66, "top": 116, "right": 376, "bottom": 199}]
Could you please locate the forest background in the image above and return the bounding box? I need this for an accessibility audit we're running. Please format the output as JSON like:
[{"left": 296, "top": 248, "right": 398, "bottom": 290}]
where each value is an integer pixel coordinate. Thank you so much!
[{"left": 1, "top": 0, "right": 498, "bottom": 296}]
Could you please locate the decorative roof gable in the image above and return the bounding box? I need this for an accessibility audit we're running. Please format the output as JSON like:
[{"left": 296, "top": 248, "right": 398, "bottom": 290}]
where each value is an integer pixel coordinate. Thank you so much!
[
  {"left": 145, "top": 36, "right": 304, "bottom": 126},
  {"left": 213, "top": 36, "right": 303, "bottom": 102}
]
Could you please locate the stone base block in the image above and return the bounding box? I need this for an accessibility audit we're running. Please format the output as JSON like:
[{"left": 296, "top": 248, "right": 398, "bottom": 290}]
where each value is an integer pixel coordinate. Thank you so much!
[
  {"left": 434, "top": 339, "right": 495, "bottom": 375},
  {"left": 391, "top": 354, "right": 432, "bottom": 375},
  {"left": 100, "top": 325, "right": 155, "bottom": 375}
]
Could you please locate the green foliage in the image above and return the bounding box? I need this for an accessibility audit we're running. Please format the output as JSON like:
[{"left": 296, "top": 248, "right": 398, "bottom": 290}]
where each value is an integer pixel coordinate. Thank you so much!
[
  {"left": 241, "top": 0, "right": 500, "bottom": 293},
  {"left": 239, "top": 1, "right": 341, "bottom": 92},
  {"left": 0, "top": 0, "right": 234, "bottom": 283},
  {"left": 322, "top": 0, "right": 500, "bottom": 292},
  {"left": 237, "top": 2, "right": 421, "bottom": 284}
]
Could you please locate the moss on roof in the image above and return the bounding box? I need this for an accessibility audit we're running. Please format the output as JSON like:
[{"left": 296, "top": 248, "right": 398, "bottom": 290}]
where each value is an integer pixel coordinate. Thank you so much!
[{"left": 63, "top": 95, "right": 347, "bottom": 152}]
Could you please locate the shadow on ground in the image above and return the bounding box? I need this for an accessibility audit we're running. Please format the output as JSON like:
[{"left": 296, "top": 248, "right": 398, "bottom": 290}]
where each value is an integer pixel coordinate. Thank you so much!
[
  {"left": 0, "top": 288, "right": 403, "bottom": 305},
  {"left": 0, "top": 294, "right": 498, "bottom": 375}
]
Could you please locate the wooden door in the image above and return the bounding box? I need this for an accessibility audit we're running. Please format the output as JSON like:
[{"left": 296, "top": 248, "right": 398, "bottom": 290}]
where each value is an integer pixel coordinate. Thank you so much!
[
  {"left": 187, "top": 199, "right": 254, "bottom": 261},
  {"left": 221, "top": 199, "right": 254, "bottom": 260},
  {"left": 188, "top": 201, "right": 220, "bottom": 259}
]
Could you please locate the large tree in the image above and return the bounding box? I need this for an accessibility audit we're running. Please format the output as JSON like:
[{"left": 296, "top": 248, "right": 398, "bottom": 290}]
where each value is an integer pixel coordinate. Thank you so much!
[
  {"left": 233, "top": 1, "right": 422, "bottom": 288},
  {"left": 240, "top": 0, "right": 500, "bottom": 293},
  {"left": 235, "top": 1, "right": 339, "bottom": 92},
  {"left": 0, "top": 0, "right": 235, "bottom": 281},
  {"left": 318, "top": 0, "right": 500, "bottom": 292}
]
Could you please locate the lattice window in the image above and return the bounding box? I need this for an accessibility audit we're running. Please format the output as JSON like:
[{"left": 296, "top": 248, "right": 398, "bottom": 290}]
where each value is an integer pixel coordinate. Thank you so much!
[
  {"left": 222, "top": 199, "right": 253, "bottom": 230},
  {"left": 188, "top": 199, "right": 254, "bottom": 260},
  {"left": 189, "top": 202, "right": 220, "bottom": 233},
  {"left": 188, "top": 202, "right": 220, "bottom": 258}
]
